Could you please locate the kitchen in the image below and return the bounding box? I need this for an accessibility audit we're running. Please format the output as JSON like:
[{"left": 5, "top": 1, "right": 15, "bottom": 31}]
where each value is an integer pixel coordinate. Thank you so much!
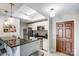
[
  {"left": 0, "top": 19, "right": 48, "bottom": 56},
  {"left": 1, "top": 3, "right": 79, "bottom": 56},
  {"left": 20, "top": 20, "right": 48, "bottom": 56},
  {"left": 0, "top": 3, "right": 48, "bottom": 56}
]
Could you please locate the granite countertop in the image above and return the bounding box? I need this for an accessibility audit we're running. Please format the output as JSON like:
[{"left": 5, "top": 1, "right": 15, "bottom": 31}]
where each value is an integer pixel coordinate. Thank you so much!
[{"left": 0, "top": 37, "right": 38, "bottom": 48}]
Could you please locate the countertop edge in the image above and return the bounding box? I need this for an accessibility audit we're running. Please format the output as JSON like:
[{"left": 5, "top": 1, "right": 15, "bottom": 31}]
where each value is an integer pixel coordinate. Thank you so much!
[{"left": 0, "top": 38, "right": 39, "bottom": 48}]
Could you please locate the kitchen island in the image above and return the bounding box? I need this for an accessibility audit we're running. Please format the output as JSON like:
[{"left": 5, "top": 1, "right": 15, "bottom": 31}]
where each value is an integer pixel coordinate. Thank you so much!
[{"left": 0, "top": 37, "right": 40, "bottom": 56}]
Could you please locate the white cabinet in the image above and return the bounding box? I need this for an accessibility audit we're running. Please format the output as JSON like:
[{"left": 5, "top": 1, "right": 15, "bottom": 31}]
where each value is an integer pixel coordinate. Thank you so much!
[
  {"left": 20, "top": 40, "right": 40, "bottom": 56},
  {"left": 43, "top": 39, "right": 48, "bottom": 51}
]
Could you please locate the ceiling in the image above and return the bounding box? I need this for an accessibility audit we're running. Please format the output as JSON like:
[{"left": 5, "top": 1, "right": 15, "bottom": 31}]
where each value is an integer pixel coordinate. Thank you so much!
[
  {"left": 0, "top": 3, "right": 22, "bottom": 15},
  {"left": 25, "top": 3, "right": 79, "bottom": 17},
  {"left": 0, "top": 3, "right": 79, "bottom": 23},
  {"left": 13, "top": 4, "right": 46, "bottom": 23}
]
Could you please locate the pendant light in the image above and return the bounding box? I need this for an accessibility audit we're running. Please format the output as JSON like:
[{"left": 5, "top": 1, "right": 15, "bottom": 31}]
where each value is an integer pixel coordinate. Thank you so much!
[
  {"left": 9, "top": 3, "right": 14, "bottom": 24},
  {"left": 4, "top": 10, "right": 10, "bottom": 25}
]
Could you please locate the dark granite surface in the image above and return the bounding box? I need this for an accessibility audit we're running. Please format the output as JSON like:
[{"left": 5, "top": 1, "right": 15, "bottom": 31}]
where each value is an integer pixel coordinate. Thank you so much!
[{"left": 0, "top": 37, "right": 38, "bottom": 48}]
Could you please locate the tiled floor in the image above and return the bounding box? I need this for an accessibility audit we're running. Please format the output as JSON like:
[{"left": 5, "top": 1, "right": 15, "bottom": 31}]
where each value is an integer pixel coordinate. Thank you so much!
[
  {"left": 0, "top": 50, "right": 69, "bottom": 56},
  {"left": 49, "top": 52, "right": 69, "bottom": 56},
  {"left": 40, "top": 50, "right": 69, "bottom": 56}
]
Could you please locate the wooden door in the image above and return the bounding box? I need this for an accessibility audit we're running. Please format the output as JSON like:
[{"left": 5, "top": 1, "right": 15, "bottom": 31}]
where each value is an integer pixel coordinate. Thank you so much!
[{"left": 56, "top": 21, "right": 74, "bottom": 55}]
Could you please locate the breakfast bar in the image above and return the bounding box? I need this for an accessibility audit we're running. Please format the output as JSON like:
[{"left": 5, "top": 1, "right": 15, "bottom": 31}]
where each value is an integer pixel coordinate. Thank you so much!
[{"left": 0, "top": 37, "right": 40, "bottom": 56}]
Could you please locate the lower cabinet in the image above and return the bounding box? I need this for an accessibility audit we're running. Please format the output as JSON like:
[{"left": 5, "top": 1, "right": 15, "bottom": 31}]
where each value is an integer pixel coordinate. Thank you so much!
[
  {"left": 43, "top": 39, "right": 48, "bottom": 51},
  {"left": 20, "top": 40, "right": 40, "bottom": 56}
]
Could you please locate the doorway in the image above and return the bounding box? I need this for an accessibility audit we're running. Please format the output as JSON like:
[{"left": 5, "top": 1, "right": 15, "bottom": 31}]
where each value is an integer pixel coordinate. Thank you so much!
[{"left": 56, "top": 21, "right": 74, "bottom": 56}]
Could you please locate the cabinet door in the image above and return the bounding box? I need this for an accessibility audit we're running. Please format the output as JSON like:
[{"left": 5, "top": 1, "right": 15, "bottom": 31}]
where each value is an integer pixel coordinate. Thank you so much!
[{"left": 43, "top": 39, "right": 48, "bottom": 51}]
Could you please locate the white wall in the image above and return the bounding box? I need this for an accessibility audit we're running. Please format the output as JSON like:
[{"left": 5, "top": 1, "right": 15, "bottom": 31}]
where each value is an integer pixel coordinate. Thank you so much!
[
  {"left": 20, "top": 22, "right": 28, "bottom": 38},
  {"left": 48, "top": 18, "right": 53, "bottom": 53},
  {"left": 50, "top": 12, "right": 79, "bottom": 56}
]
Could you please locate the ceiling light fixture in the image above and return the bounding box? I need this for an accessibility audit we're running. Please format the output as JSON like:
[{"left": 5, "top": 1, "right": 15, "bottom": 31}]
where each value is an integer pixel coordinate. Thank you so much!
[
  {"left": 4, "top": 3, "right": 14, "bottom": 26},
  {"left": 50, "top": 8, "right": 56, "bottom": 17},
  {"left": 9, "top": 3, "right": 14, "bottom": 24},
  {"left": 4, "top": 10, "right": 10, "bottom": 25}
]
